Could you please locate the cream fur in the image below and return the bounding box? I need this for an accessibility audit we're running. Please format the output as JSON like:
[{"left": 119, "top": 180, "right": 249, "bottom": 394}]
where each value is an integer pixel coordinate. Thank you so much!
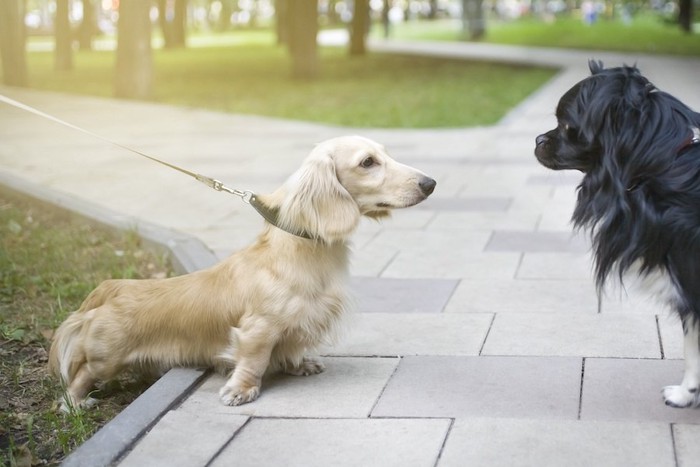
[{"left": 48, "top": 135, "right": 435, "bottom": 409}]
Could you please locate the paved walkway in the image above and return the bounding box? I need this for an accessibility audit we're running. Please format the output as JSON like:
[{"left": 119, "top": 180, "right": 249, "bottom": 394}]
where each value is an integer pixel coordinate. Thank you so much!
[{"left": 2, "top": 38, "right": 700, "bottom": 466}]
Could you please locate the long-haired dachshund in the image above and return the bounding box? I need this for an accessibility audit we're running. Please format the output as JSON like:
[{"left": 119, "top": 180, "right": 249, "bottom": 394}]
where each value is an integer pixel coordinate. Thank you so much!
[
  {"left": 535, "top": 61, "right": 700, "bottom": 408},
  {"left": 50, "top": 135, "right": 436, "bottom": 410}
]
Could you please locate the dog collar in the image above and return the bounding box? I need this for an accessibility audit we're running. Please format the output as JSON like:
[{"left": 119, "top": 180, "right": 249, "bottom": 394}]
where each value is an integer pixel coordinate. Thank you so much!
[{"left": 249, "top": 195, "right": 314, "bottom": 240}]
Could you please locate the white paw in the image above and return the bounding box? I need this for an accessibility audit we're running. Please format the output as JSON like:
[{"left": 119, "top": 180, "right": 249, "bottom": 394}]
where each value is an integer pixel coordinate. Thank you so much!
[
  {"left": 59, "top": 396, "right": 98, "bottom": 413},
  {"left": 285, "top": 357, "right": 326, "bottom": 376},
  {"left": 662, "top": 385, "right": 700, "bottom": 408},
  {"left": 219, "top": 384, "right": 260, "bottom": 406}
]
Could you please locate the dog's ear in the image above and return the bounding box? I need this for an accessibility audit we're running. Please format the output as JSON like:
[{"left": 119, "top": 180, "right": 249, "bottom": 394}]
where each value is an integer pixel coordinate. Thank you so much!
[
  {"left": 588, "top": 60, "right": 604, "bottom": 75},
  {"left": 277, "top": 152, "right": 360, "bottom": 243}
]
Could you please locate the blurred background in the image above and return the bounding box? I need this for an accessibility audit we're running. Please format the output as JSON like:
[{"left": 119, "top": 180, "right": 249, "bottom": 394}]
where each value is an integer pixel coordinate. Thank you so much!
[{"left": 0, "top": 0, "right": 697, "bottom": 128}]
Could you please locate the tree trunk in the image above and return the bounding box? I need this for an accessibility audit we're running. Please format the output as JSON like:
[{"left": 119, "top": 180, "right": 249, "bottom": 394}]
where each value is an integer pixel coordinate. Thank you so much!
[
  {"left": 287, "top": 0, "right": 318, "bottom": 80},
  {"left": 78, "top": 0, "right": 96, "bottom": 50},
  {"left": 0, "top": 0, "right": 28, "bottom": 86},
  {"left": 115, "top": 0, "right": 153, "bottom": 99},
  {"left": 55, "top": 0, "right": 73, "bottom": 70},
  {"left": 159, "top": 0, "right": 187, "bottom": 48},
  {"left": 461, "top": 0, "right": 485, "bottom": 40},
  {"left": 349, "top": 0, "right": 369, "bottom": 56},
  {"left": 678, "top": 0, "right": 692, "bottom": 33},
  {"left": 276, "top": 0, "right": 289, "bottom": 45}
]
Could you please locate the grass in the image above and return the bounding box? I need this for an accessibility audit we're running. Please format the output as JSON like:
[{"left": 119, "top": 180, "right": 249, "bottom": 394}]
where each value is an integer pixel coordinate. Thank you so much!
[
  {"left": 21, "top": 30, "right": 556, "bottom": 128},
  {"left": 379, "top": 13, "right": 700, "bottom": 56},
  {"left": 0, "top": 190, "right": 172, "bottom": 466}
]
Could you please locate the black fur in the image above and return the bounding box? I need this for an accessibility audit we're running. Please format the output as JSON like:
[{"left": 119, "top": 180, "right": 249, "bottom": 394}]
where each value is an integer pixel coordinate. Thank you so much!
[{"left": 535, "top": 60, "right": 700, "bottom": 324}]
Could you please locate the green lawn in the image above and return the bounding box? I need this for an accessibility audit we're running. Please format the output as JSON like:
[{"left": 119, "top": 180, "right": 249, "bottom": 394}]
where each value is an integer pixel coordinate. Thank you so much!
[
  {"left": 22, "top": 32, "right": 556, "bottom": 128},
  {"left": 379, "top": 14, "right": 700, "bottom": 56}
]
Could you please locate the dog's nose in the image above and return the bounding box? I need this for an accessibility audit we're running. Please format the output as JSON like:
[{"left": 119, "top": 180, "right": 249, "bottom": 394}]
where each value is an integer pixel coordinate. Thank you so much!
[
  {"left": 536, "top": 134, "right": 549, "bottom": 147},
  {"left": 420, "top": 177, "right": 436, "bottom": 196}
]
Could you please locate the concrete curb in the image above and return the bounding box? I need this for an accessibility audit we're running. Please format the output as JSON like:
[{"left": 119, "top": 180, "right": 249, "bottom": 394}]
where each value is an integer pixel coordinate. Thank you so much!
[{"left": 0, "top": 171, "right": 217, "bottom": 466}]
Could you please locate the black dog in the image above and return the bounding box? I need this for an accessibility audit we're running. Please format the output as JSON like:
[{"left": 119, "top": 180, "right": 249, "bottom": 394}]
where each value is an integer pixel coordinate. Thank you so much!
[{"left": 535, "top": 60, "right": 700, "bottom": 408}]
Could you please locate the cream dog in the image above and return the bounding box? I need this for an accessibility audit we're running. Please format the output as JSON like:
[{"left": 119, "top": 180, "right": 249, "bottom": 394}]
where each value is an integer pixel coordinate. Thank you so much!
[{"left": 49, "top": 135, "right": 436, "bottom": 409}]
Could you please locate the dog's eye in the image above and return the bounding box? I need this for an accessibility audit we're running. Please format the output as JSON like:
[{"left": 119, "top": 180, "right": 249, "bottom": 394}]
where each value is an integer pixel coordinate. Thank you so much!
[{"left": 360, "top": 156, "right": 375, "bottom": 168}]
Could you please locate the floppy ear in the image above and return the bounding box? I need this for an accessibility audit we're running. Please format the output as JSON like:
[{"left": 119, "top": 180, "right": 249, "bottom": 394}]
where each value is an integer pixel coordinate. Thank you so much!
[{"left": 277, "top": 152, "right": 361, "bottom": 243}]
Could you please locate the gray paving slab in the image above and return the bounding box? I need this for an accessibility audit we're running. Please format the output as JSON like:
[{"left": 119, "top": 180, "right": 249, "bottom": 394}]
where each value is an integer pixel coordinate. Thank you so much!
[
  {"left": 439, "top": 418, "right": 675, "bottom": 467},
  {"left": 658, "top": 314, "right": 684, "bottom": 360},
  {"left": 177, "top": 357, "right": 398, "bottom": 418},
  {"left": 119, "top": 410, "right": 249, "bottom": 467},
  {"left": 516, "top": 252, "right": 594, "bottom": 280},
  {"left": 417, "top": 196, "right": 512, "bottom": 211},
  {"left": 383, "top": 249, "right": 521, "bottom": 279},
  {"left": 211, "top": 418, "right": 451, "bottom": 467},
  {"left": 371, "top": 356, "right": 582, "bottom": 419},
  {"left": 486, "top": 230, "right": 589, "bottom": 253},
  {"left": 481, "top": 312, "right": 661, "bottom": 358},
  {"left": 325, "top": 312, "right": 493, "bottom": 356},
  {"left": 673, "top": 424, "right": 700, "bottom": 467},
  {"left": 581, "top": 358, "right": 700, "bottom": 424},
  {"left": 349, "top": 277, "right": 459, "bottom": 313},
  {"left": 444, "top": 279, "right": 599, "bottom": 313}
]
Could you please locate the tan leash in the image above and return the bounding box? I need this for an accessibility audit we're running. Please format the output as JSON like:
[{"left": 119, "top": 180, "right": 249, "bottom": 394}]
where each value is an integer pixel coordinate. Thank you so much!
[{"left": 0, "top": 94, "right": 312, "bottom": 239}]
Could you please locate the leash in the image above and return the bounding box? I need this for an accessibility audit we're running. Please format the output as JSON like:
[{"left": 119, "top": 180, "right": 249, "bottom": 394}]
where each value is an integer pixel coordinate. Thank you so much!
[{"left": 0, "top": 94, "right": 312, "bottom": 239}]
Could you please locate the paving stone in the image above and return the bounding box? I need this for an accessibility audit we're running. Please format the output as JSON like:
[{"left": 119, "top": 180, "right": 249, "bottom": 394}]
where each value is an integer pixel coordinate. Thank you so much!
[
  {"left": 486, "top": 230, "right": 589, "bottom": 253},
  {"left": 517, "top": 252, "right": 594, "bottom": 280},
  {"left": 657, "top": 314, "right": 684, "bottom": 360},
  {"left": 580, "top": 358, "right": 700, "bottom": 424},
  {"left": 382, "top": 250, "right": 521, "bottom": 279},
  {"left": 371, "top": 356, "right": 582, "bottom": 419},
  {"left": 120, "top": 410, "right": 248, "bottom": 467},
  {"left": 439, "top": 418, "right": 675, "bottom": 467},
  {"left": 416, "top": 196, "right": 511, "bottom": 211},
  {"left": 444, "top": 279, "right": 599, "bottom": 313},
  {"left": 428, "top": 210, "right": 540, "bottom": 231},
  {"left": 211, "top": 418, "right": 450, "bottom": 467},
  {"left": 349, "top": 277, "right": 459, "bottom": 313},
  {"left": 481, "top": 312, "right": 661, "bottom": 358},
  {"left": 177, "top": 357, "right": 398, "bottom": 418},
  {"left": 366, "top": 229, "right": 492, "bottom": 253},
  {"left": 325, "top": 312, "right": 493, "bottom": 357},
  {"left": 673, "top": 424, "right": 700, "bottom": 467}
]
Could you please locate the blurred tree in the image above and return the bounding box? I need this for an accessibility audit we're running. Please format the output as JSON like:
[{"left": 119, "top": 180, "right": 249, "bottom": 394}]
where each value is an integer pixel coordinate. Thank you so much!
[
  {"left": 158, "top": 0, "right": 188, "bottom": 48},
  {"left": 461, "top": 0, "right": 485, "bottom": 40},
  {"left": 286, "top": 0, "right": 319, "bottom": 79},
  {"left": 678, "top": 0, "right": 693, "bottom": 33},
  {"left": 78, "top": 0, "right": 97, "bottom": 50},
  {"left": 381, "top": 0, "right": 391, "bottom": 38},
  {"left": 0, "top": 0, "right": 28, "bottom": 86},
  {"left": 350, "top": 0, "right": 370, "bottom": 55},
  {"left": 55, "top": 0, "right": 73, "bottom": 70},
  {"left": 115, "top": 0, "right": 153, "bottom": 98},
  {"left": 276, "top": 0, "right": 289, "bottom": 44}
]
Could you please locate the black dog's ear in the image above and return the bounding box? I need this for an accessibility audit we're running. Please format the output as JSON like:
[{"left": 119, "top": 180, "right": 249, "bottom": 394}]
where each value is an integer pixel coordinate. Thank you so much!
[{"left": 588, "top": 60, "right": 604, "bottom": 75}]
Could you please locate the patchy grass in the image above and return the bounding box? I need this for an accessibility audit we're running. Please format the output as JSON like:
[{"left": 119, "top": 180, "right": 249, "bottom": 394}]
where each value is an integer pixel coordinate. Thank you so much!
[
  {"left": 23, "top": 36, "right": 556, "bottom": 128},
  {"left": 0, "top": 190, "right": 173, "bottom": 466}
]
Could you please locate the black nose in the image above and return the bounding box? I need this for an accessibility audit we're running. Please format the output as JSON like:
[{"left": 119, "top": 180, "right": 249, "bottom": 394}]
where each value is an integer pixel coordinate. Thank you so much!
[
  {"left": 420, "top": 177, "right": 436, "bottom": 196},
  {"left": 536, "top": 134, "right": 549, "bottom": 147}
]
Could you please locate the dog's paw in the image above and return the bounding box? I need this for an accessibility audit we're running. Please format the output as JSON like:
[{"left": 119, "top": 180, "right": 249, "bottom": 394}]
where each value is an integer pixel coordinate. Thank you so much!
[
  {"left": 219, "top": 384, "right": 260, "bottom": 406},
  {"left": 662, "top": 385, "right": 700, "bottom": 408},
  {"left": 285, "top": 357, "right": 326, "bottom": 376},
  {"left": 58, "top": 396, "right": 98, "bottom": 414}
]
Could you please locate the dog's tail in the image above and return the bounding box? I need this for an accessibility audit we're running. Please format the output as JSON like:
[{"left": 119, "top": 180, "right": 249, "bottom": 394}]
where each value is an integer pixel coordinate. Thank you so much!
[{"left": 48, "top": 311, "right": 89, "bottom": 386}]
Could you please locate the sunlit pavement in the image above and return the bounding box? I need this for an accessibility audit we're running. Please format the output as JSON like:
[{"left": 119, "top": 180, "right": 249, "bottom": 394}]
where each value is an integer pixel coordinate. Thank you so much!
[{"left": 1, "top": 40, "right": 700, "bottom": 466}]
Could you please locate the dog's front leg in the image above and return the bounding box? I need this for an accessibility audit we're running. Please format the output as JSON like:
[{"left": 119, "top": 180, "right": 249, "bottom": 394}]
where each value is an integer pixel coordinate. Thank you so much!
[
  {"left": 663, "top": 316, "right": 700, "bottom": 408},
  {"left": 219, "top": 325, "right": 276, "bottom": 406}
]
